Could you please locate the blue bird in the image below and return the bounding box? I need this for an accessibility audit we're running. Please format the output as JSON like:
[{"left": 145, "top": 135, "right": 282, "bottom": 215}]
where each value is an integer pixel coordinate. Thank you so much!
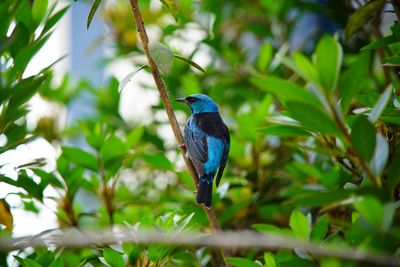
[{"left": 175, "top": 94, "right": 230, "bottom": 208}]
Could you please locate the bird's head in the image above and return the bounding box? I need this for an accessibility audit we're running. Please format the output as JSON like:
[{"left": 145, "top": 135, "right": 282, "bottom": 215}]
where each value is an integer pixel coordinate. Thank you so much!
[{"left": 175, "top": 94, "right": 219, "bottom": 114}]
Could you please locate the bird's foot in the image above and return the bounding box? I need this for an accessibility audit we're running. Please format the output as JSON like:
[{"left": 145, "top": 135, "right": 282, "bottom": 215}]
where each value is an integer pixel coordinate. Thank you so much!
[{"left": 178, "top": 143, "right": 186, "bottom": 149}]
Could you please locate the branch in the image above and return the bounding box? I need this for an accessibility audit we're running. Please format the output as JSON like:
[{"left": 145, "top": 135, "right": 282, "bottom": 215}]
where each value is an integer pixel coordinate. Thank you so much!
[
  {"left": 128, "top": 0, "right": 231, "bottom": 265},
  {"left": 1, "top": 227, "right": 399, "bottom": 267}
]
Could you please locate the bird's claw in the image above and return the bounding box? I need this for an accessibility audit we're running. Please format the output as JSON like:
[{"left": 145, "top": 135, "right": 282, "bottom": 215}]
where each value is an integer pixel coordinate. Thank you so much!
[{"left": 178, "top": 143, "right": 186, "bottom": 149}]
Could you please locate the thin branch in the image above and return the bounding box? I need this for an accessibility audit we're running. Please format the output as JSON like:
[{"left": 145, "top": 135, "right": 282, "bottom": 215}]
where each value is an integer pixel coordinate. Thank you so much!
[
  {"left": 128, "top": 0, "right": 231, "bottom": 265},
  {"left": 1, "top": 227, "right": 399, "bottom": 267}
]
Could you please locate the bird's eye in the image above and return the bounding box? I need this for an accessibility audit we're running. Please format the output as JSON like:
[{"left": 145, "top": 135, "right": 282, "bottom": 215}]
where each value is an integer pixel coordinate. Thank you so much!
[{"left": 186, "top": 97, "right": 197, "bottom": 103}]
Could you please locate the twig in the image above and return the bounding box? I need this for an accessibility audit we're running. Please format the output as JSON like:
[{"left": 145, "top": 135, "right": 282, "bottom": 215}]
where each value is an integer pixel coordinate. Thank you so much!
[
  {"left": 128, "top": 0, "right": 231, "bottom": 265},
  {"left": 1, "top": 227, "right": 400, "bottom": 267}
]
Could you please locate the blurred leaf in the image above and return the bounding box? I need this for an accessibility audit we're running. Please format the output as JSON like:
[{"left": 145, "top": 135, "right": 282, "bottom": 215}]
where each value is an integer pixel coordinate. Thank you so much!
[
  {"left": 160, "top": 0, "right": 179, "bottom": 22},
  {"left": 259, "top": 125, "right": 310, "bottom": 137},
  {"left": 62, "top": 147, "right": 98, "bottom": 171},
  {"left": 284, "top": 52, "right": 318, "bottom": 84},
  {"left": 286, "top": 102, "right": 340, "bottom": 135},
  {"left": 345, "top": 0, "right": 385, "bottom": 39},
  {"left": 17, "top": 170, "right": 43, "bottom": 201},
  {"left": 149, "top": 42, "right": 173, "bottom": 74},
  {"left": 101, "top": 135, "right": 127, "bottom": 163},
  {"left": 118, "top": 65, "right": 148, "bottom": 92},
  {"left": 32, "top": 0, "right": 48, "bottom": 25},
  {"left": 126, "top": 126, "right": 145, "bottom": 148},
  {"left": 49, "top": 258, "right": 65, "bottom": 267},
  {"left": 250, "top": 76, "right": 320, "bottom": 107},
  {"left": 15, "top": 257, "right": 42, "bottom": 267},
  {"left": 361, "top": 35, "right": 399, "bottom": 51},
  {"left": 311, "top": 215, "right": 328, "bottom": 241},
  {"left": 174, "top": 54, "right": 206, "bottom": 73},
  {"left": 87, "top": 0, "right": 102, "bottom": 30},
  {"left": 368, "top": 86, "right": 393, "bottom": 123},
  {"left": 103, "top": 248, "right": 125, "bottom": 267},
  {"left": 42, "top": 6, "right": 69, "bottom": 36},
  {"left": 252, "top": 224, "right": 292, "bottom": 236},
  {"left": 227, "top": 257, "right": 261, "bottom": 267},
  {"left": 287, "top": 190, "right": 353, "bottom": 208},
  {"left": 354, "top": 196, "right": 383, "bottom": 230},
  {"left": 350, "top": 116, "right": 376, "bottom": 161},
  {"left": 0, "top": 199, "right": 13, "bottom": 230},
  {"left": 257, "top": 42, "right": 273, "bottom": 72},
  {"left": 369, "top": 134, "right": 389, "bottom": 177},
  {"left": 384, "top": 56, "right": 400, "bottom": 66},
  {"left": 289, "top": 210, "right": 309, "bottom": 240},
  {"left": 263, "top": 252, "right": 276, "bottom": 267},
  {"left": 142, "top": 153, "right": 173, "bottom": 171},
  {"left": 314, "top": 35, "right": 342, "bottom": 92},
  {"left": 33, "top": 169, "right": 63, "bottom": 189}
]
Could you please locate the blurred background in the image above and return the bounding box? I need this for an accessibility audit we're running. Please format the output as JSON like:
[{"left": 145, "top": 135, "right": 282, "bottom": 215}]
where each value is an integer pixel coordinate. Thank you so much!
[{"left": 1, "top": 0, "right": 400, "bottom": 266}]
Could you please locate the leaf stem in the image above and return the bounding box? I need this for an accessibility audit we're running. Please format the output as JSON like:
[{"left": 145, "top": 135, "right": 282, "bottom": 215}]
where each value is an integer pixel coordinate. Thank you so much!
[{"left": 128, "top": 0, "right": 231, "bottom": 265}]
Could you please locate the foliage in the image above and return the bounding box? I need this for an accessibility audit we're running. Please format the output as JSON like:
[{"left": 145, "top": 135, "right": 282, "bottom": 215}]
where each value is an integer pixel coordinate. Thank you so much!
[{"left": 1, "top": 0, "right": 400, "bottom": 266}]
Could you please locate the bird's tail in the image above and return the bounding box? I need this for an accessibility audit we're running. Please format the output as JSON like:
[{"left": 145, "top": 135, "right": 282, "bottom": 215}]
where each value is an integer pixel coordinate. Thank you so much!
[{"left": 196, "top": 177, "right": 213, "bottom": 208}]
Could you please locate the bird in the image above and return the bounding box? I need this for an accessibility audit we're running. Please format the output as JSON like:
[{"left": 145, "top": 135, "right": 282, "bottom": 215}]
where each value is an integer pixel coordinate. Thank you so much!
[{"left": 175, "top": 94, "right": 230, "bottom": 208}]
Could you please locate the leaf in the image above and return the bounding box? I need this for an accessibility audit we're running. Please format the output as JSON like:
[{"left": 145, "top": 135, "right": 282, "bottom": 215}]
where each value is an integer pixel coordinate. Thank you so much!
[
  {"left": 101, "top": 135, "right": 127, "bottom": 163},
  {"left": 149, "top": 42, "right": 173, "bottom": 74},
  {"left": 49, "top": 258, "right": 65, "bottom": 267},
  {"left": 289, "top": 210, "right": 309, "bottom": 240},
  {"left": 314, "top": 35, "right": 342, "bottom": 93},
  {"left": 361, "top": 35, "right": 399, "bottom": 51},
  {"left": 126, "top": 125, "right": 145, "bottom": 148},
  {"left": 350, "top": 116, "right": 376, "bottom": 161},
  {"left": 286, "top": 190, "right": 354, "bottom": 208},
  {"left": 174, "top": 54, "right": 206, "bottom": 73},
  {"left": 354, "top": 196, "right": 383, "bottom": 230},
  {"left": 87, "top": 0, "right": 102, "bottom": 30},
  {"left": 291, "top": 52, "right": 318, "bottom": 84},
  {"left": 286, "top": 102, "right": 340, "bottom": 135},
  {"left": 32, "top": 0, "right": 48, "bottom": 25},
  {"left": 103, "top": 248, "right": 125, "bottom": 267},
  {"left": 311, "top": 215, "right": 328, "bottom": 241},
  {"left": 263, "top": 252, "right": 276, "bottom": 267},
  {"left": 227, "top": 257, "right": 261, "bottom": 267},
  {"left": 15, "top": 257, "right": 42, "bottom": 267},
  {"left": 142, "top": 153, "right": 173, "bottom": 171},
  {"left": 259, "top": 125, "right": 310, "bottom": 137},
  {"left": 250, "top": 76, "right": 320, "bottom": 107},
  {"left": 345, "top": 0, "right": 385, "bottom": 40},
  {"left": 257, "top": 42, "right": 273, "bottom": 71},
  {"left": 118, "top": 65, "right": 148, "bottom": 92},
  {"left": 160, "top": 0, "right": 179, "bottom": 22},
  {"left": 62, "top": 146, "right": 98, "bottom": 171},
  {"left": 369, "top": 134, "right": 389, "bottom": 177},
  {"left": 0, "top": 199, "right": 13, "bottom": 230},
  {"left": 42, "top": 6, "right": 69, "bottom": 35}
]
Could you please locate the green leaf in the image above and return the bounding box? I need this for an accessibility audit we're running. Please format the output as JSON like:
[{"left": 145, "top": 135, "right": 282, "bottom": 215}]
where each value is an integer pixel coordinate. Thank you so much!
[
  {"left": 101, "top": 135, "right": 127, "bottom": 163},
  {"left": 118, "top": 65, "right": 148, "bottom": 92},
  {"left": 369, "top": 134, "right": 389, "bottom": 177},
  {"left": 259, "top": 125, "right": 310, "bottom": 137},
  {"left": 291, "top": 52, "right": 318, "bottom": 84},
  {"left": 62, "top": 146, "right": 98, "bottom": 171},
  {"left": 384, "top": 56, "right": 400, "bottom": 65},
  {"left": 250, "top": 76, "right": 320, "bottom": 107},
  {"left": 314, "top": 35, "right": 342, "bottom": 92},
  {"left": 287, "top": 190, "right": 353, "bottom": 208},
  {"left": 160, "top": 0, "right": 179, "bottom": 22},
  {"left": 32, "top": 0, "right": 48, "bottom": 25},
  {"left": 142, "top": 153, "right": 173, "bottom": 171},
  {"left": 257, "top": 42, "right": 273, "bottom": 71},
  {"left": 289, "top": 210, "right": 309, "bottom": 240},
  {"left": 252, "top": 224, "right": 292, "bottom": 236},
  {"left": 354, "top": 196, "right": 383, "bottom": 230},
  {"left": 126, "top": 126, "right": 145, "bottom": 148},
  {"left": 311, "top": 215, "right": 328, "bottom": 241},
  {"left": 103, "top": 248, "right": 125, "bottom": 267},
  {"left": 286, "top": 102, "right": 340, "bottom": 135},
  {"left": 345, "top": 0, "right": 385, "bottom": 40},
  {"left": 15, "top": 256, "right": 42, "bottom": 267},
  {"left": 149, "top": 42, "right": 173, "bottom": 74},
  {"left": 350, "top": 116, "right": 376, "bottom": 161},
  {"left": 49, "top": 258, "right": 65, "bottom": 267},
  {"left": 42, "top": 6, "right": 69, "bottom": 35},
  {"left": 263, "top": 252, "right": 276, "bottom": 267},
  {"left": 361, "top": 35, "right": 399, "bottom": 51},
  {"left": 87, "top": 0, "right": 102, "bottom": 29},
  {"left": 227, "top": 257, "right": 261, "bottom": 267},
  {"left": 174, "top": 54, "right": 206, "bottom": 73}
]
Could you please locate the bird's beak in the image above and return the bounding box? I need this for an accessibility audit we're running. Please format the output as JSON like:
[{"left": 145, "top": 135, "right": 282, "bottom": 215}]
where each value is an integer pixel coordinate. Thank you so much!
[{"left": 174, "top": 97, "right": 188, "bottom": 104}]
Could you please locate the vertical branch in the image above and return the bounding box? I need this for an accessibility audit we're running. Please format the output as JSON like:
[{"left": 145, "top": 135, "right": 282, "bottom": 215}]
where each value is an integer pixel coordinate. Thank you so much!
[{"left": 128, "top": 0, "right": 231, "bottom": 265}]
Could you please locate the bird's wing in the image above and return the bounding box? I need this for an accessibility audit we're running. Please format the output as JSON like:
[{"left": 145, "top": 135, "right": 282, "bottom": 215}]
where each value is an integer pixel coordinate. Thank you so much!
[
  {"left": 184, "top": 121, "right": 208, "bottom": 176},
  {"left": 215, "top": 123, "right": 230, "bottom": 187}
]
